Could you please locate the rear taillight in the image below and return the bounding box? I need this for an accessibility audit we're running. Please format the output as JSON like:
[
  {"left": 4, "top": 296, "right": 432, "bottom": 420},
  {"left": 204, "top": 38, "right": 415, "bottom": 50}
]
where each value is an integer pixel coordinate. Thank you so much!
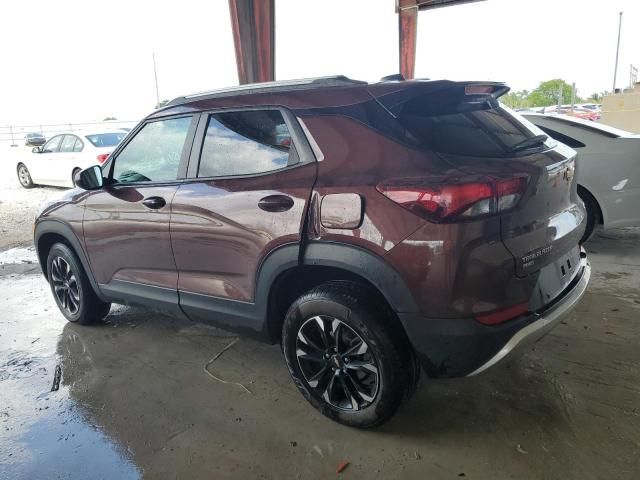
[
  {"left": 96, "top": 153, "right": 110, "bottom": 164},
  {"left": 376, "top": 176, "right": 528, "bottom": 222},
  {"left": 475, "top": 303, "right": 528, "bottom": 326}
]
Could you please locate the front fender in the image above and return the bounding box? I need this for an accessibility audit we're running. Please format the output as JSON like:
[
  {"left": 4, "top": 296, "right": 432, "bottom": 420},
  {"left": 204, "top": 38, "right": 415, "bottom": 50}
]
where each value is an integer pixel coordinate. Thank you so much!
[{"left": 34, "top": 219, "right": 107, "bottom": 302}]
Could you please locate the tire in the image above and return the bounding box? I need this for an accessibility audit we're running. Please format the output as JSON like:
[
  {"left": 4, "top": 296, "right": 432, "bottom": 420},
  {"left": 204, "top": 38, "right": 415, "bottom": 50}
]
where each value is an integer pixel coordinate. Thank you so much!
[
  {"left": 17, "top": 163, "right": 34, "bottom": 188},
  {"left": 46, "top": 243, "right": 111, "bottom": 325},
  {"left": 578, "top": 188, "right": 599, "bottom": 244},
  {"left": 282, "top": 281, "right": 418, "bottom": 428}
]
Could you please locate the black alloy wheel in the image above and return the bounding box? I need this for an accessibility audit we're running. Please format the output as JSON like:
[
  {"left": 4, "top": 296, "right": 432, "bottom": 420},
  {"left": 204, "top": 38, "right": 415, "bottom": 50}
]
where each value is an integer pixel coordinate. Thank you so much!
[
  {"left": 296, "top": 315, "right": 379, "bottom": 411},
  {"left": 50, "top": 256, "right": 81, "bottom": 315}
]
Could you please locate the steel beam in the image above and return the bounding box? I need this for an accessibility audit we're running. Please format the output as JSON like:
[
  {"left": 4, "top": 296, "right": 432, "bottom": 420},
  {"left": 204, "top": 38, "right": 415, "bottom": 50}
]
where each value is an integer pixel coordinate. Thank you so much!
[
  {"left": 228, "top": 0, "right": 275, "bottom": 84},
  {"left": 397, "top": 0, "right": 485, "bottom": 79},
  {"left": 398, "top": 4, "right": 418, "bottom": 79}
]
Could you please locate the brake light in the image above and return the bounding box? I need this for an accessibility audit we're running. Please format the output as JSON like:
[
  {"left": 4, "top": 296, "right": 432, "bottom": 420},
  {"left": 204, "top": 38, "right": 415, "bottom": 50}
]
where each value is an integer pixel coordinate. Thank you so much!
[
  {"left": 96, "top": 153, "right": 110, "bottom": 164},
  {"left": 377, "top": 176, "right": 528, "bottom": 222},
  {"left": 465, "top": 85, "right": 495, "bottom": 95},
  {"left": 475, "top": 303, "right": 528, "bottom": 326}
]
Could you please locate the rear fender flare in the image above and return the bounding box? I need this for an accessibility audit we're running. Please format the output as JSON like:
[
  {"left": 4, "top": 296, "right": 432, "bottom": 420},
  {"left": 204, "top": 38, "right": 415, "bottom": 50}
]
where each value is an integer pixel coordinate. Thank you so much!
[{"left": 255, "top": 242, "right": 419, "bottom": 319}]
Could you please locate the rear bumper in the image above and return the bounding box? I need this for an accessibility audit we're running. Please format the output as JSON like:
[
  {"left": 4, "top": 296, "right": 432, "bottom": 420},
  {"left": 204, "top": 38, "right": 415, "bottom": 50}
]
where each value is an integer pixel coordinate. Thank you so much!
[{"left": 398, "top": 253, "right": 591, "bottom": 378}]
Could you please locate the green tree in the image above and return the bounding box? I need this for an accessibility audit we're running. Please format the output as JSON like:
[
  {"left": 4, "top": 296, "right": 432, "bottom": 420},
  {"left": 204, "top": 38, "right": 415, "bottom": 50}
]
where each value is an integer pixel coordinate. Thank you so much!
[
  {"left": 585, "top": 92, "right": 606, "bottom": 103},
  {"left": 155, "top": 99, "right": 169, "bottom": 109},
  {"left": 500, "top": 89, "right": 531, "bottom": 109},
  {"left": 528, "top": 79, "right": 582, "bottom": 107}
]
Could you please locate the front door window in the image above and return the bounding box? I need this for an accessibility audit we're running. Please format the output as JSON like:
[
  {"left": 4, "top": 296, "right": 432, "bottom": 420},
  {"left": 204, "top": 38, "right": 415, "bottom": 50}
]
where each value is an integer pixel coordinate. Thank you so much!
[{"left": 111, "top": 117, "right": 192, "bottom": 183}]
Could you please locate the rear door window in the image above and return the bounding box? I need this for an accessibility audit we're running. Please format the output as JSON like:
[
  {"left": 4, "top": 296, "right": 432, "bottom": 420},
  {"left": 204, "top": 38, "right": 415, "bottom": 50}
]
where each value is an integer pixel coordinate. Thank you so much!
[
  {"left": 197, "top": 110, "right": 296, "bottom": 178},
  {"left": 60, "top": 135, "right": 77, "bottom": 153}
]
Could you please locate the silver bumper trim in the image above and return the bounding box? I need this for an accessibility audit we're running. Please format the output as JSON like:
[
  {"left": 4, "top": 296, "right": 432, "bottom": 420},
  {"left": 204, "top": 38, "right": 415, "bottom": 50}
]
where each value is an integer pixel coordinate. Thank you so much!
[{"left": 467, "top": 256, "right": 591, "bottom": 377}]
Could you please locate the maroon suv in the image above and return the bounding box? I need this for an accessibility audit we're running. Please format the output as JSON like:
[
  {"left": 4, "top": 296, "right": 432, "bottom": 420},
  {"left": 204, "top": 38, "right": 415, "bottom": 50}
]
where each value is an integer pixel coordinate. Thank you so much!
[{"left": 34, "top": 76, "right": 591, "bottom": 427}]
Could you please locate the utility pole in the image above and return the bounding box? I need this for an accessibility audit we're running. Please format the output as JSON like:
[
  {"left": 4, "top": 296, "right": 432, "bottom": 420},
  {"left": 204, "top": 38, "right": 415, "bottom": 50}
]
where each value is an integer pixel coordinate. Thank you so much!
[
  {"left": 613, "top": 12, "right": 623, "bottom": 92},
  {"left": 152, "top": 52, "right": 160, "bottom": 107},
  {"left": 571, "top": 82, "right": 576, "bottom": 111},
  {"left": 557, "top": 81, "right": 564, "bottom": 109}
]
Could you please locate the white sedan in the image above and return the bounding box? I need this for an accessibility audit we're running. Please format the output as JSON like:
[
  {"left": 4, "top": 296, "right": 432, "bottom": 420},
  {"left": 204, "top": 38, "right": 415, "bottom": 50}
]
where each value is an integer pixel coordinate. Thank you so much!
[
  {"left": 524, "top": 113, "right": 640, "bottom": 242},
  {"left": 16, "top": 129, "right": 127, "bottom": 188}
]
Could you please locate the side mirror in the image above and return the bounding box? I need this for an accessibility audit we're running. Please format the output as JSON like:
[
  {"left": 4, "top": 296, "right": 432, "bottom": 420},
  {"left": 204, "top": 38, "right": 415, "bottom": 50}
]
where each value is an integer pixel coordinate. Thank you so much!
[
  {"left": 32, "top": 146, "right": 42, "bottom": 153},
  {"left": 75, "top": 165, "right": 104, "bottom": 190}
]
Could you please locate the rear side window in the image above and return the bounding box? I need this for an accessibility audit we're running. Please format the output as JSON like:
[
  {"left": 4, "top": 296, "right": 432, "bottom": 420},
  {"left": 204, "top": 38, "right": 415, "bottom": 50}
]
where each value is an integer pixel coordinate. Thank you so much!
[
  {"left": 198, "top": 110, "right": 295, "bottom": 178},
  {"left": 73, "top": 138, "right": 84, "bottom": 152},
  {"left": 378, "top": 85, "right": 555, "bottom": 157},
  {"left": 112, "top": 117, "right": 192, "bottom": 183}
]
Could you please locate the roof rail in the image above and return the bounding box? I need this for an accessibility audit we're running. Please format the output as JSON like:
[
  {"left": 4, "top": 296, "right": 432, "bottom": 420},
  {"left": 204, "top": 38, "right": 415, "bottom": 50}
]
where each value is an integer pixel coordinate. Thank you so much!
[{"left": 166, "top": 75, "right": 367, "bottom": 107}]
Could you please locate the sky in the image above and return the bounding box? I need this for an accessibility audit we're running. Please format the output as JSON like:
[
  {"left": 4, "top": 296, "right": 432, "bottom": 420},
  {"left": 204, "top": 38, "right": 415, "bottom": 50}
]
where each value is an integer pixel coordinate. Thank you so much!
[{"left": 0, "top": 0, "right": 637, "bottom": 125}]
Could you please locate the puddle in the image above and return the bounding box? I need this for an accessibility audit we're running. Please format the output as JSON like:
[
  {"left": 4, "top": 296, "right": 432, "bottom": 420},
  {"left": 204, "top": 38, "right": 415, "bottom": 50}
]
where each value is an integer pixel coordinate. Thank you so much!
[{"left": 0, "top": 275, "right": 141, "bottom": 479}]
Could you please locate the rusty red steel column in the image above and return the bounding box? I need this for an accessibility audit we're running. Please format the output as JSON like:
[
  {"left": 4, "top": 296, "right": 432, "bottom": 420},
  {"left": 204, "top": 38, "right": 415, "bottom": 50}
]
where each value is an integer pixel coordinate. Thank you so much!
[
  {"left": 228, "top": 0, "right": 275, "bottom": 85},
  {"left": 397, "top": 0, "right": 418, "bottom": 80}
]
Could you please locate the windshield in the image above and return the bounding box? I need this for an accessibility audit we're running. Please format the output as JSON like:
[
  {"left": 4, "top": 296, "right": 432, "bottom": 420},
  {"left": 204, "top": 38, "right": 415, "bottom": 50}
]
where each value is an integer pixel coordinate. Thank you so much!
[
  {"left": 378, "top": 84, "right": 556, "bottom": 157},
  {"left": 85, "top": 132, "right": 126, "bottom": 148}
]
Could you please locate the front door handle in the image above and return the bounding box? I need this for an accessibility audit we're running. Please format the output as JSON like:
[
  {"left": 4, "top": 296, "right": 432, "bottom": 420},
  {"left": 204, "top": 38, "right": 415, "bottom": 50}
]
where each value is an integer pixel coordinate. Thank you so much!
[
  {"left": 258, "top": 194, "right": 294, "bottom": 212},
  {"left": 142, "top": 196, "right": 166, "bottom": 210}
]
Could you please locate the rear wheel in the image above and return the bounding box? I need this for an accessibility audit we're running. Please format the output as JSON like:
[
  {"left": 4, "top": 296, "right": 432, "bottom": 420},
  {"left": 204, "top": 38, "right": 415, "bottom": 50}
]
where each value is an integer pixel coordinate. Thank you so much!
[
  {"left": 282, "top": 281, "right": 417, "bottom": 428},
  {"left": 17, "top": 163, "right": 34, "bottom": 188},
  {"left": 578, "top": 188, "right": 600, "bottom": 244},
  {"left": 46, "top": 243, "right": 111, "bottom": 325},
  {"left": 71, "top": 168, "right": 81, "bottom": 187}
]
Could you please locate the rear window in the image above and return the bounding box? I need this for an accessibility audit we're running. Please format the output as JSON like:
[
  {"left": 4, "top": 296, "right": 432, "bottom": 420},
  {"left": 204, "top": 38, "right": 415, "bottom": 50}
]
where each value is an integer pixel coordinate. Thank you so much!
[
  {"left": 85, "top": 132, "right": 126, "bottom": 148},
  {"left": 379, "top": 85, "right": 555, "bottom": 157}
]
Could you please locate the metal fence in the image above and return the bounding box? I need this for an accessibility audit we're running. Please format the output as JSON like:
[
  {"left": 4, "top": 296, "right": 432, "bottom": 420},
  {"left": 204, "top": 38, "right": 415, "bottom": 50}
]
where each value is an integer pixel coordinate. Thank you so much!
[{"left": 0, "top": 120, "right": 139, "bottom": 146}]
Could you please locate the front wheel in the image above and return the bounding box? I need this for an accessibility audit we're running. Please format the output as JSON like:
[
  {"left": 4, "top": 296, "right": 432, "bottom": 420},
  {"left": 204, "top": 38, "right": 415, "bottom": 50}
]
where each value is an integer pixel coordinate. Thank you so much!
[
  {"left": 46, "top": 243, "right": 111, "bottom": 325},
  {"left": 17, "top": 163, "right": 34, "bottom": 188},
  {"left": 282, "top": 281, "right": 417, "bottom": 428}
]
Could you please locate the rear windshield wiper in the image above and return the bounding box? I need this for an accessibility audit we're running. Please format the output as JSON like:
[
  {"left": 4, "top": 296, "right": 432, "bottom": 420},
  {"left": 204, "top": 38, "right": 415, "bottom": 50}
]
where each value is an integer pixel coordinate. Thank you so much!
[{"left": 508, "top": 134, "right": 548, "bottom": 153}]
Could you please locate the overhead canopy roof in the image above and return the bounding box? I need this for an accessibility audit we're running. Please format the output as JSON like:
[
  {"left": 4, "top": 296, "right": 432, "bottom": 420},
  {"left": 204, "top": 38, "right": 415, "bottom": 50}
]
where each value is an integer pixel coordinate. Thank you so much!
[
  {"left": 397, "top": 0, "right": 485, "bottom": 10},
  {"left": 228, "top": 0, "right": 488, "bottom": 85}
]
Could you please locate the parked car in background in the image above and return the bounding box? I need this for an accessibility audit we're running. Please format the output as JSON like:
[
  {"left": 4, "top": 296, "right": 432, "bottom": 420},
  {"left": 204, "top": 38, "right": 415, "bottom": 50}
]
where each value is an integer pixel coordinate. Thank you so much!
[
  {"left": 540, "top": 106, "right": 600, "bottom": 121},
  {"left": 17, "top": 129, "right": 127, "bottom": 188},
  {"left": 579, "top": 103, "right": 602, "bottom": 113},
  {"left": 560, "top": 108, "right": 600, "bottom": 122},
  {"left": 524, "top": 113, "right": 640, "bottom": 242},
  {"left": 24, "top": 132, "right": 46, "bottom": 146},
  {"left": 34, "top": 77, "right": 590, "bottom": 427}
]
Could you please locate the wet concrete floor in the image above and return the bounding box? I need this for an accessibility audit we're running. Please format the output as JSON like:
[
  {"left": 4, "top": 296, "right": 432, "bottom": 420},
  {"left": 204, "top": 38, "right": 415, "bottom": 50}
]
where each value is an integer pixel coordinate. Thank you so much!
[{"left": 1, "top": 230, "right": 639, "bottom": 479}]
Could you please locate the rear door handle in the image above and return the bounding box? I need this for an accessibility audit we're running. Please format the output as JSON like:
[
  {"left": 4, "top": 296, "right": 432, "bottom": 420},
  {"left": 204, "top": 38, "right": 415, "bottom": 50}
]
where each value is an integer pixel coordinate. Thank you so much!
[
  {"left": 142, "top": 196, "right": 166, "bottom": 210},
  {"left": 258, "top": 194, "right": 294, "bottom": 212}
]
